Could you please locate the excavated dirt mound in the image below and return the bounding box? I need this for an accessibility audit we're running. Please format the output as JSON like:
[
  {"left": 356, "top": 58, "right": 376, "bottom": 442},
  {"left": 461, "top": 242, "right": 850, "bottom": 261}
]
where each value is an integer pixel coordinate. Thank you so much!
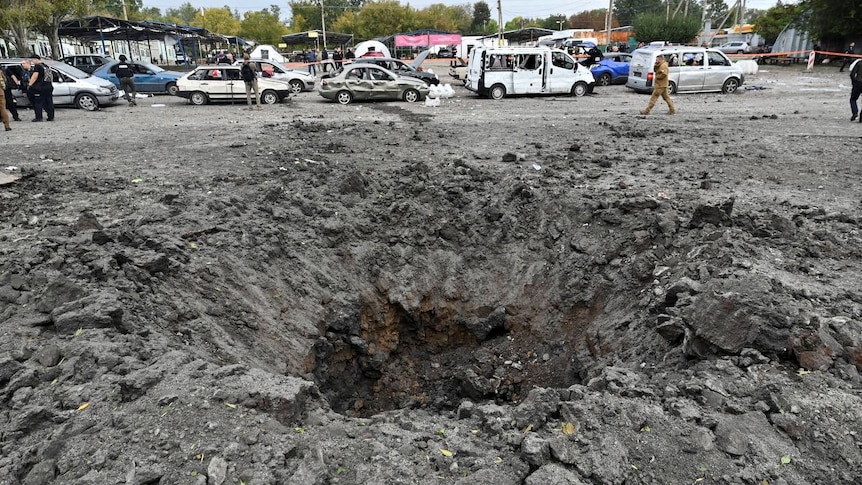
[{"left": 1, "top": 65, "right": 862, "bottom": 485}]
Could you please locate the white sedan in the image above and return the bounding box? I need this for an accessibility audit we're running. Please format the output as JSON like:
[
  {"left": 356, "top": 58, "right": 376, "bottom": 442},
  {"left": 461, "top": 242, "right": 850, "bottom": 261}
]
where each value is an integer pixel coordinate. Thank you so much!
[{"left": 175, "top": 65, "right": 294, "bottom": 105}]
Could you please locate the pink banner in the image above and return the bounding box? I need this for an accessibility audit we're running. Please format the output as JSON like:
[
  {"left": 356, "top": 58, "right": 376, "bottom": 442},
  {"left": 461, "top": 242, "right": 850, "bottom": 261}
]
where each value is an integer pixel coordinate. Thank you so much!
[{"left": 394, "top": 34, "right": 462, "bottom": 47}]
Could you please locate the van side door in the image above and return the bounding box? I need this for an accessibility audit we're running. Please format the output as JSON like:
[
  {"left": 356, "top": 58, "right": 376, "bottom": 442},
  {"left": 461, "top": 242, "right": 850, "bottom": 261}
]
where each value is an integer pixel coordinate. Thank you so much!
[
  {"left": 703, "top": 51, "right": 733, "bottom": 91},
  {"left": 675, "top": 50, "right": 705, "bottom": 92},
  {"left": 548, "top": 51, "right": 577, "bottom": 94},
  {"left": 512, "top": 53, "right": 543, "bottom": 94}
]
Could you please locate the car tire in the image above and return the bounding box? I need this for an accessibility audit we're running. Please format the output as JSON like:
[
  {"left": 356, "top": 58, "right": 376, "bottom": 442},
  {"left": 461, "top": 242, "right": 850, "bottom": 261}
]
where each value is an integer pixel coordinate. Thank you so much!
[
  {"left": 571, "top": 81, "right": 588, "bottom": 97},
  {"left": 189, "top": 91, "right": 208, "bottom": 105},
  {"left": 736, "top": 50, "right": 744, "bottom": 54},
  {"left": 166, "top": 82, "right": 178, "bottom": 96},
  {"left": 336, "top": 90, "right": 353, "bottom": 105},
  {"left": 489, "top": 84, "right": 506, "bottom": 100},
  {"left": 668, "top": 81, "right": 678, "bottom": 94},
  {"left": 598, "top": 72, "right": 612, "bottom": 86},
  {"left": 721, "top": 78, "right": 740, "bottom": 94},
  {"left": 261, "top": 90, "right": 280, "bottom": 104},
  {"left": 403, "top": 88, "right": 421, "bottom": 103},
  {"left": 74, "top": 93, "right": 100, "bottom": 111},
  {"left": 288, "top": 80, "right": 304, "bottom": 94}
]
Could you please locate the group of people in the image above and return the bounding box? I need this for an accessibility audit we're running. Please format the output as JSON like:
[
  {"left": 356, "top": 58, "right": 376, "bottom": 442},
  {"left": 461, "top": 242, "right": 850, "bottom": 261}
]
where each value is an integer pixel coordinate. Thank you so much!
[
  {"left": 305, "top": 47, "right": 354, "bottom": 76},
  {"left": 1, "top": 54, "right": 55, "bottom": 131}
]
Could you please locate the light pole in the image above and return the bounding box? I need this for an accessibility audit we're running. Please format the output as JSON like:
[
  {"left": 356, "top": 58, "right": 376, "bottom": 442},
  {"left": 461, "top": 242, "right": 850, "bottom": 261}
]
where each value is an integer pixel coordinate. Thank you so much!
[
  {"left": 320, "top": 0, "right": 327, "bottom": 53},
  {"left": 557, "top": 20, "right": 564, "bottom": 31}
]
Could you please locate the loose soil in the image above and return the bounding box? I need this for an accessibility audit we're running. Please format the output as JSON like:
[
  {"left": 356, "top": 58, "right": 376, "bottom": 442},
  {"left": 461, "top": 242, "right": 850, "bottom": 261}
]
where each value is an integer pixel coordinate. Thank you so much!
[{"left": 1, "top": 63, "right": 861, "bottom": 485}]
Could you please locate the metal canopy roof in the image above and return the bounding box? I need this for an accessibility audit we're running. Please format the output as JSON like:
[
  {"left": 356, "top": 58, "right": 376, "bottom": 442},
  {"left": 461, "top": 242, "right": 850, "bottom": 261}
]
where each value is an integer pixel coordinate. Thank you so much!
[
  {"left": 479, "top": 28, "right": 555, "bottom": 45},
  {"left": 281, "top": 30, "right": 354, "bottom": 47},
  {"left": 58, "top": 16, "right": 226, "bottom": 42}
]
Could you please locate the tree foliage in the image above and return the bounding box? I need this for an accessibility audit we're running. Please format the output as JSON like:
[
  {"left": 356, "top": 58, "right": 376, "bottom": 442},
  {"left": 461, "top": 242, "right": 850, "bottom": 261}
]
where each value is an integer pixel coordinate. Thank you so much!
[
  {"left": 752, "top": 2, "right": 804, "bottom": 44},
  {"left": 165, "top": 2, "right": 198, "bottom": 25},
  {"left": 194, "top": 7, "right": 240, "bottom": 36},
  {"left": 240, "top": 6, "right": 288, "bottom": 45},
  {"left": 614, "top": 0, "right": 663, "bottom": 26},
  {"left": 471, "top": 1, "right": 491, "bottom": 31},
  {"left": 569, "top": 9, "right": 614, "bottom": 31},
  {"left": 632, "top": 12, "right": 701, "bottom": 43},
  {"left": 800, "top": 0, "right": 862, "bottom": 41}
]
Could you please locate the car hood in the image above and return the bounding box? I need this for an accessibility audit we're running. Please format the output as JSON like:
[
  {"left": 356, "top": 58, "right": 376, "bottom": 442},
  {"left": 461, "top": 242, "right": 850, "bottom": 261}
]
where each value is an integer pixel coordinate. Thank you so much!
[{"left": 411, "top": 50, "right": 430, "bottom": 69}]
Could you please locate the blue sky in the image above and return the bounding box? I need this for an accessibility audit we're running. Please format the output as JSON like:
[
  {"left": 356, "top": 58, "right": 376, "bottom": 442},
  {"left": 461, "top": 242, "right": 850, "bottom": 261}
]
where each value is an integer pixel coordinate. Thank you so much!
[{"left": 146, "top": 0, "right": 785, "bottom": 25}]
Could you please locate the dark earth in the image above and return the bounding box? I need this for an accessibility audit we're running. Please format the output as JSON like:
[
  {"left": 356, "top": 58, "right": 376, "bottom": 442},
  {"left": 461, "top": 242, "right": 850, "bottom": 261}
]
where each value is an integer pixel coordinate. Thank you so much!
[{"left": 1, "top": 62, "right": 861, "bottom": 485}]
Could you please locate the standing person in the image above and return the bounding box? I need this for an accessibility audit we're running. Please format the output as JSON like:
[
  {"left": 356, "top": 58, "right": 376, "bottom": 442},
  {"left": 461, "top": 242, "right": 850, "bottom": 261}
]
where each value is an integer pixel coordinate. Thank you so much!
[
  {"left": 345, "top": 48, "right": 355, "bottom": 63},
  {"left": 28, "top": 55, "right": 54, "bottom": 122},
  {"left": 18, "top": 60, "right": 34, "bottom": 110},
  {"left": 321, "top": 47, "right": 330, "bottom": 73},
  {"left": 640, "top": 54, "right": 676, "bottom": 115},
  {"left": 333, "top": 48, "right": 344, "bottom": 69},
  {"left": 116, "top": 55, "right": 137, "bottom": 106},
  {"left": 840, "top": 42, "right": 856, "bottom": 72},
  {"left": 1, "top": 66, "right": 20, "bottom": 122},
  {"left": 307, "top": 49, "right": 317, "bottom": 75},
  {"left": 0, "top": 68, "right": 11, "bottom": 131},
  {"left": 240, "top": 54, "right": 262, "bottom": 110},
  {"left": 849, "top": 57, "right": 862, "bottom": 122}
]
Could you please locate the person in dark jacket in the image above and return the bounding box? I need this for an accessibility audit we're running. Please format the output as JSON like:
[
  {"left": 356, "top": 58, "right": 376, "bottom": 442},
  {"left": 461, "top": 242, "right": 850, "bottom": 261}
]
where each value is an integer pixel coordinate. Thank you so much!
[
  {"left": 840, "top": 42, "right": 856, "bottom": 72},
  {"left": 116, "top": 55, "right": 137, "bottom": 106},
  {"left": 849, "top": 58, "right": 862, "bottom": 122},
  {"left": 28, "top": 55, "right": 54, "bottom": 122},
  {"left": 1, "top": 66, "right": 20, "bottom": 122},
  {"left": 240, "top": 54, "right": 262, "bottom": 110}
]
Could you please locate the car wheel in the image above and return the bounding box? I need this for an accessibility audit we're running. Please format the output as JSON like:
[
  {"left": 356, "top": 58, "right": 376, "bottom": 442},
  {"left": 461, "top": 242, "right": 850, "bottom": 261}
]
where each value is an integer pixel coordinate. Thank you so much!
[
  {"left": 336, "top": 90, "right": 353, "bottom": 105},
  {"left": 74, "top": 93, "right": 99, "bottom": 111},
  {"left": 668, "top": 81, "right": 678, "bottom": 95},
  {"left": 403, "top": 88, "right": 421, "bottom": 103},
  {"left": 598, "top": 72, "right": 612, "bottom": 86},
  {"left": 571, "top": 81, "right": 588, "bottom": 97},
  {"left": 736, "top": 50, "right": 744, "bottom": 54},
  {"left": 288, "top": 80, "right": 304, "bottom": 94},
  {"left": 489, "top": 84, "right": 506, "bottom": 100},
  {"left": 261, "top": 90, "right": 280, "bottom": 104},
  {"left": 722, "top": 78, "right": 740, "bottom": 94},
  {"left": 166, "top": 82, "right": 178, "bottom": 96},
  {"left": 189, "top": 91, "right": 208, "bottom": 105}
]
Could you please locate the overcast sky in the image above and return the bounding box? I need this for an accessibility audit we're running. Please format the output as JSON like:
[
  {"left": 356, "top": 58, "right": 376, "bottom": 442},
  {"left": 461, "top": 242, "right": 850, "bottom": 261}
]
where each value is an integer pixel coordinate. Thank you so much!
[{"left": 145, "top": 0, "right": 785, "bottom": 25}]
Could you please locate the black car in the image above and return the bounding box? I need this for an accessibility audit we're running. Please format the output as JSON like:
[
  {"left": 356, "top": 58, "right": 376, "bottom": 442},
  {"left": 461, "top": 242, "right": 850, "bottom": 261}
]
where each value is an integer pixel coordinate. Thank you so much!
[
  {"left": 350, "top": 55, "right": 439, "bottom": 85},
  {"left": 60, "top": 55, "right": 112, "bottom": 74}
]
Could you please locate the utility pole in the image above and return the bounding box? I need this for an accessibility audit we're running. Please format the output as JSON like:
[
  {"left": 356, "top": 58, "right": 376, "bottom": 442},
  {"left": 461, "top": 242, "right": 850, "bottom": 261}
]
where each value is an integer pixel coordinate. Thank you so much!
[
  {"left": 605, "top": 0, "right": 614, "bottom": 48},
  {"left": 320, "top": 0, "right": 327, "bottom": 52},
  {"left": 497, "top": 0, "right": 503, "bottom": 45},
  {"left": 122, "top": 0, "right": 128, "bottom": 21}
]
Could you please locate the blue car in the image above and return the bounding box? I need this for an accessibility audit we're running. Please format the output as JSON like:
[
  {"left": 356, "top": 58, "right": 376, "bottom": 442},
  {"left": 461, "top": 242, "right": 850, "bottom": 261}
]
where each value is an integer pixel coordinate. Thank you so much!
[
  {"left": 93, "top": 60, "right": 184, "bottom": 95},
  {"left": 590, "top": 52, "right": 631, "bottom": 87}
]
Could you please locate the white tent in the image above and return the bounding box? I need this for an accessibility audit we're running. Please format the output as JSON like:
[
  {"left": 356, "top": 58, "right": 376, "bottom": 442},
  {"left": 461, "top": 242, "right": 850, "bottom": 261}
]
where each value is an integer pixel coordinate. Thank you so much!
[
  {"left": 249, "top": 44, "right": 287, "bottom": 63},
  {"left": 354, "top": 40, "right": 391, "bottom": 58}
]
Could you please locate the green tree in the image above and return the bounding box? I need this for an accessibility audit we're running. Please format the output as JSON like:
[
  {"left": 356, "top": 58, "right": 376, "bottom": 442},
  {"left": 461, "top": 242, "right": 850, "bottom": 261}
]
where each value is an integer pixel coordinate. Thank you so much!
[
  {"left": 701, "top": 0, "right": 729, "bottom": 23},
  {"left": 569, "top": 9, "right": 611, "bottom": 31},
  {"left": 752, "top": 2, "right": 804, "bottom": 44},
  {"left": 351, "top": 0, "right": 414, "bottom": 39},
  {"left": 288, "top": 0, "right": 364, "bottom": 32},
  {"left": 471, "top": 1, "right": 491, "bottom": 31},
  {"left": 0, "top": 0, "right": 39, "bottom": 56},
  {"left": 540, "top": 14, "right": 569, "bottom": 31},
  {"left": 415, "top": 4, "right": 471, "bottom": 32},
  {"left": 32, "top": 0, "right": 93, "bottom": 59},
  {"left": 504, "top": 16, "right": 541, "bottom": 31},
  {"left": 800, "top": 0, "right": 862, "bottom": 41},
  {"left": 194, "top": 7, "right": 240, "bottom": 35},
  {"left": 240, "top": 6, "right": 288, "bottom": 45},
  {"left": 633, "top": 11, "right": 701, "bottom": 43},
  {"left": 166, "top": 1, "right": 198, "bottom": 25},
  {"left": 614, "top": 0, "right": 663, "bottom": 26}
]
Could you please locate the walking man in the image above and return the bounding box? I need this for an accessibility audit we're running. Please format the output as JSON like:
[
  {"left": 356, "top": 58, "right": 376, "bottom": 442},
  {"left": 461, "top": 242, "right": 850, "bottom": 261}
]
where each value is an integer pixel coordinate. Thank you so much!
[
  {"left": 29, "top": 55, "right": 54, "bottom": 122},
  {"left": 850, "top": 57, "right": 862, "bottom": 122},
  {"left": 241, "top": 54, "right": 262, "bottom": 110},
  {"left": 116, "top": 55, "right": 137, "bottom": 106},
  {"left": 840, "top": 42, "right": 856, "bottom": 72},
  {"left": 640, "top": 55, "right": 676, "bottom": 115}
]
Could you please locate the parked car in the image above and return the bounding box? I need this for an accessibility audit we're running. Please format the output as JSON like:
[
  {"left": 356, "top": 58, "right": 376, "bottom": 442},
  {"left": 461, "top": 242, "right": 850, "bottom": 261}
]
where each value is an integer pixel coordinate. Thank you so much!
[
  {"left": 1, "top": 58, "right": 119, "bottom": 111},
  {"left": 318, "top": 64, "right": 429, "bottom": 105},
  {"left": 626, "top": 46, "right": 745, "bottom": 94},
  {"left": 92, "top": 60, "right": 184, "bottom": 95},
  {"left": 590, "top": 52, "right": 632, "bottom": 86},
  {"left": 60, "top": 55, "right": 112, "bottom": 74},
  {"left": 716, "top": 42, "right": 751, "bottom": 55},
  {"left": 436, "top": 47, "right": 454, "bottom": 58},
  {"left": 351, "top": 52, "right": 439, "bottom": 85},
  {"left": 174, "top": 65, "right": 293, "bottom": 105},
  {"left": 231, "top": 59, "right": 315, "bottom": 93}
]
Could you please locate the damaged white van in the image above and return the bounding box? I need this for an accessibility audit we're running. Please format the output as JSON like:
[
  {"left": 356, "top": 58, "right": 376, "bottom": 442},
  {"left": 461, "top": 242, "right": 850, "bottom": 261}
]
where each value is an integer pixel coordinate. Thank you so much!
[{"left": 465, "top": 46, "right": 595, "bottom": 99}]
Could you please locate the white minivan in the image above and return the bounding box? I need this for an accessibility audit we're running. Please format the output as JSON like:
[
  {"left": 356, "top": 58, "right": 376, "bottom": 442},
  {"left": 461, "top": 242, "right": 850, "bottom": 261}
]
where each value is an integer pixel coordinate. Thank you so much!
[
  {"left": 625, "top": 46, "right": 745, "bottom": 94},
  {"left": 465, "top": 46, "right": 595, "bottom": 99}
]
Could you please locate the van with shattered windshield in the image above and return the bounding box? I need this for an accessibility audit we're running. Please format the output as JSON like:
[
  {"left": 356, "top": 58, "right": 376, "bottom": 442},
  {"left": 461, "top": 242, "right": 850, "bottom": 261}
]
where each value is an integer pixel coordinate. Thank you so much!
[{"left": 465, "top": 46, "right": 595, "bottom": 99}]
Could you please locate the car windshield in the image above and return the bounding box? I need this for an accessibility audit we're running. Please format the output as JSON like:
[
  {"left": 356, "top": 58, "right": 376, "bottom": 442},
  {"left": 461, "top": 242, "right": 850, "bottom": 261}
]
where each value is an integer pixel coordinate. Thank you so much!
[
  {"left": 137, "top": 61, "right": 165, "bottom": 73},
  {"left": 47, "top": 60, "right": 90, "bottom": 79}
]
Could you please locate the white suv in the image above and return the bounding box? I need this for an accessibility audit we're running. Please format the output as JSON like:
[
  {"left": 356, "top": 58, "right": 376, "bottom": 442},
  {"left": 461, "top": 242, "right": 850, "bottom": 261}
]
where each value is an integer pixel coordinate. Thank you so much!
[{"left": 717, "top": 42, "right": 751, "bottom": 55}]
